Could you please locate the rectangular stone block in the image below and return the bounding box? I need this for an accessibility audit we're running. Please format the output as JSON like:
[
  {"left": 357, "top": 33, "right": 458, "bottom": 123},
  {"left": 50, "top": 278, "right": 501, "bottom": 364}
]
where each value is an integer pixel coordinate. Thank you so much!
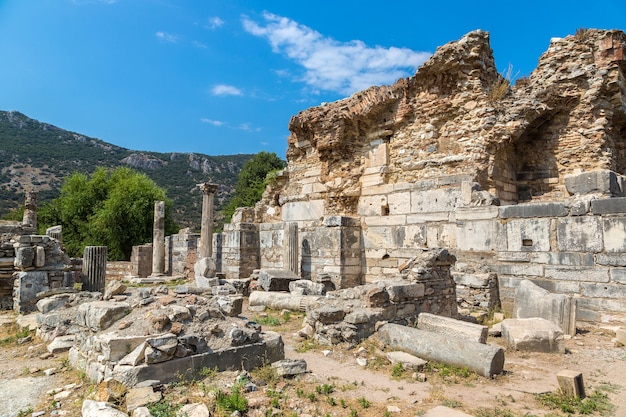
[
  {"left": 610, "top": 268, "right": 626, "bottom": 284},
  {"left": 596, "top": 253, "right": 626, "bottom": 266},
  {"left": 455, "top": 206, "right": 499, "bottom": 221},
  {"left": 490, "top": 263, "right": 544, "bottom": 276},
  {"left": 362, "top": 215, "right": 406, "bottom": 227},
  {"left": 453, "top": 273, "right": 493, "bottom": 288},
  {"left": 591, "top": 197, "right": 626, "bottom": 214},
  {"left": 281, "top": 200, "right": 325, "bottom": 222},
  {"left": 565, "top": 169, "right": 624, "bottom": 197},
  {"left": 531, "top": 252, "right": 595, "bottom": 266},
  {"left": 581, "top": 282, "right": 626, "bottom": 299},
  {"left": 506, "top": 218, "right": 551, "bottom": 251},
  {"left": 513, "top": 279, "right": 576, "bottom": 335},
  {"left": 417, "top": 312, "right": 488, "bottom": 344},
  {"left": 387, "top": 191, "right": 411, "bottom": 215},
  {"left": 386, "top": 282, "right": 425, "bottom": 302},
  {"left": 557, "top": 370, "right": 586, "bottom": 399},
  {"left": 406, "top": 212, "right": 450, "bottom": 223},
  {"left": 499, "top": 202, "right": 568, "bottom": 218},
  {"left": 603, "top": 218, "right": 626, "bottom": 252},
  {"left": 544, "top": 266, "right": 609, "bottom": 282},
  {"left": 556, "top": 217, "right": 603, "bottom": 252},
  {"left": 410, "top": 188, "right": 460, "bottom": 214},
  {"left": 498, "top": 252, "right": 530, "bottom": 262},
  {"left": 456, "top": 220, "right": 506, "bottom": 252}
]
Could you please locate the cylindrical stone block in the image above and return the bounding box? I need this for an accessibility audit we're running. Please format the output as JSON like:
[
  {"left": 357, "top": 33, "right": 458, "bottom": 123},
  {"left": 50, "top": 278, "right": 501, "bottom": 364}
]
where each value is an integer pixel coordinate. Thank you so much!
[
  {"left": 377, "top": 323, "right": 505, "bottom": 377},
  {"left": 152, "top": 201, "right": 165, "bottom": 275},
  {"left": 82, "top": 246, "right": 107, "bottom": 292}
]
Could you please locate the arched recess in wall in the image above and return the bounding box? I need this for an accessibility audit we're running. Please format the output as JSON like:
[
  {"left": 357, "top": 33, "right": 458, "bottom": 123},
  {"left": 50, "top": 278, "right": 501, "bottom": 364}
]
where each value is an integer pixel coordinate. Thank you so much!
[
  {"left": 489, "top": 108, "right": 574, "bottom": 205},
  {"left": 607, "top": 109, "right": 626, "bottom": 173}
]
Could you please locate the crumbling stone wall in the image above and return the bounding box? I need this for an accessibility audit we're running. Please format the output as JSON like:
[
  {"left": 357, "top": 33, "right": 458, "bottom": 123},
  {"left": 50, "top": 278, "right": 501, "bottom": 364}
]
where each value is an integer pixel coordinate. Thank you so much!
[
  {"left": 221, "top": 29, "right": 626, "bottom": 324},
  {"left": 0, "top": 221, "right": 74, "bottom": 312}
]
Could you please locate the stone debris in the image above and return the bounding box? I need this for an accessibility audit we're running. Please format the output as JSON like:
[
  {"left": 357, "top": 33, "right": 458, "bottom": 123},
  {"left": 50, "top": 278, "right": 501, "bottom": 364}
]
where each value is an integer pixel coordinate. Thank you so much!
[
  {"left": 385, "top": 351, "right": 427, "bottom": 371},
  {"left": 513, "top": 279, "right": 576, "bottom": 336},
  {"left": 417, "top": 312, "right": 488, "bottom": 344},
  {"left": 501, "top": 318, "right": 565, "bottom": 353},
  {"left": 125, "top": 386, "right": 162, "bottom": 412},
  {"left": 178, "top": 403, "right": 211, "bottom": 417},
  {"left": 271, "top": 359, "right": 307, "bottom": 376},
  {"left": 557, "top": 369, "right": 586, "bottom": 399},
  {"left": 82, "top": 399, "right": 129, "bottom": 417}
]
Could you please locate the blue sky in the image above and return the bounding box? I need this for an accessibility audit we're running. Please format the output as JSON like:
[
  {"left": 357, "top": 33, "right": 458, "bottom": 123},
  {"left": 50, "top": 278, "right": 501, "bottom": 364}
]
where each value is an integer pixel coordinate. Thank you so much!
[{"left": 0, "top": 1, "right": 624, "bottom": 158}]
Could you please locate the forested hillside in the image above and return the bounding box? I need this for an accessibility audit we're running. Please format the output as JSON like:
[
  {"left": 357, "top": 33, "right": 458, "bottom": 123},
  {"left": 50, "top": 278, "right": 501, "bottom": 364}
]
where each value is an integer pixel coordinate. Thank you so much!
[{"left": 0, "top": 110, "right": 253, "bottom": 229}]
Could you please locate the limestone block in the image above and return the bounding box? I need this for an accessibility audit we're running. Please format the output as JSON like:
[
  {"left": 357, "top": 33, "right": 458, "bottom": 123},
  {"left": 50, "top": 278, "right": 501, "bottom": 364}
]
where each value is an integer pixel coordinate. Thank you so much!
[
  {"left": 126, "top": 386, "right": 162, "bottom": 412},
  {"left": 145, "top": 333, "right": 178, "bottom": 364},
  {"left": 499, "top": 202, "right": 568, "bottom": 218},
  {"left": 104, "top": 280, "right": 127, "bottom": 300},
  {"left": 513, "top": 280, "right": 576, "bottom": 336},
  {"left": 100, "top": 334, "right": 149, "bottom": 362},
  {"left": 556, "top": 217, "right": 603, "bottom": 252},
  {"left": 47, "top": 334, "right": 76, "bottom": 354},
  {"left": 506, "top": 218, "right": 551, "bottom": 251},
  {"left": 453, "top": 273, "right": 492, "bottom": 288},
  {"left": 544, "top": 266, "right": 609, "bottom": 283},
  {"left": 249, "top": 291, "right": 322, "bottom": 311},
  {"left": 501, "top": 318, "right": 565, "bottom": 353},
  {"left": 410, "top": 188, "right": 460, "bottom": 214},
  {"left": 603, "top": 218, "right": 626, "bottom": 252},
  {"left": 82, "top": 400, "right": 129, "bottom": 417},
  {"left": 557, "top": 370, "right": 585, "bottom": 399},
  {"left": 377, "top": 323, "right": 504, "bottom": 377},
  {"left": 271, "top": 358, "right": 307, "bottom": 376},
  {"left": 386, "top": 282, "right": 425, "bottom": 302},
  {"left": 455, "top": 206, "right": 499, "bottom": 221},
  {"left": 385, "top": 351, "right": 427, "bottom": 370},
  {"left": 258, "top": 269, "right": 299, "bottom": 292},
  {"left": 358, "top": 195, "right": 388, "bottom": 216},
  {"left": 281, "top": 200, "right": 325, "bottom": 222},
  {"left": 216, "top": 295, "right": 243, "bottom": 317},
  {"left": 417, "top": 313, "right": 488, "bottom": 344},
  {"left": 14, "top": 246, "right": 34, "bottom": 269},
  {"left": 388, "top": 191, "right": 411, "bottom": 215},
  {"left": 36, "top": 294, "right": 71, "bottom": 314},
  {"left": 530, "top": 252, "right": 594, "bottom": 266},
  {"left": 456, "top": 219, "right": 506, "bottom": 251},
  {"left": 616, "top": 328, "right": 626, "bottom": 345},
  {"left": 366, "top": 286, "right": 389, "bottom": 307},
  {"left": 76, "top": 301, "right": 131, "bottom": 332},
  {"left": 591, "top": 197, "right": 626, "bottom": 214},
  {"left": 194, "top": 257, "right": 216, "bottom": 281},
  {"left": 14, "top": 271, "right": 49, "bottom": 312},
  {"left": 310, "top": 306, "right": 346, "bottom": 324},
  {"left": 35, "top": 246, "right": 45, "bottom": 267},
  {"left": 565, "top": 170, "right": 624, "bottom": 196},
  {"left": 118, "top": 342, "right": 147, "bottom": 366}
]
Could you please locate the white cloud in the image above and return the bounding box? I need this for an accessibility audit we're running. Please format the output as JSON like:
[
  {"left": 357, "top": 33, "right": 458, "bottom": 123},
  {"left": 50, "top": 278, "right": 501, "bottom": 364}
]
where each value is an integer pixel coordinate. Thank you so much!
[
  {"left": 193, "top": 41, "right": 208, "bottom": 49},
  {"left": 155, "top": 31, "right": 179, "bottom": 43},
  {"left": 242, "top": 12, "right": 431, "bottom": 96},
  {"left": 206, "top": 16, "right": 224, "bottom": 30},
  {"left": 200, "top": 118, "right": 223, "bottom": 127},
  {"left": 211, "top": 84, "right": 243, "bottom": 96}
]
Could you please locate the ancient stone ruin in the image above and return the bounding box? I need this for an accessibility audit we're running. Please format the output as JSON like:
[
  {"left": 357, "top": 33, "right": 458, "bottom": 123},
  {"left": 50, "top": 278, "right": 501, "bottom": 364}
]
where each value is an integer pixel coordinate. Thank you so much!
[{"left": 215, "top": 29, "right": 626, "bottom": 328}]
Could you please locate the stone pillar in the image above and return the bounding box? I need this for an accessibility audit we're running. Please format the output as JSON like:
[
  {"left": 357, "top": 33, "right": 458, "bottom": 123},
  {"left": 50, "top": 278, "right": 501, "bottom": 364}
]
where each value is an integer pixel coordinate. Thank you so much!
[
  {"left": 198, "top": 183, "right": 219, "bottom": 259},
  {"left": 46, "top": 225, "right": 63, "bottom": 243},
  {"left": 284, "top": 222, "right": 299, "bottom": 275},
  {"left": 151, "top": 201, "right": 165, "bottom": 276},
  {"left": 22, "top": 190, "right": 37, "bottom": 228},
  {"left": 82, "top": 246, "right": 107, "bottom": 292}
]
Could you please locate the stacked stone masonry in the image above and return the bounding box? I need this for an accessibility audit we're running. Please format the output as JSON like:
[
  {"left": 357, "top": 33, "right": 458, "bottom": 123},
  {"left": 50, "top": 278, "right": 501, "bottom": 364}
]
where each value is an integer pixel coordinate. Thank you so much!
[{"left": 216, "top": 29, "right": 626, "bottom": 325}]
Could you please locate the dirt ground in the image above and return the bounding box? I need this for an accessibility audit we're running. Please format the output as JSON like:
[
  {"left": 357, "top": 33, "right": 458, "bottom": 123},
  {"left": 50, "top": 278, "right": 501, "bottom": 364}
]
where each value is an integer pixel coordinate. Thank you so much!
[{"left": 1, "top": 302, "right": 625, "bottom": 417}]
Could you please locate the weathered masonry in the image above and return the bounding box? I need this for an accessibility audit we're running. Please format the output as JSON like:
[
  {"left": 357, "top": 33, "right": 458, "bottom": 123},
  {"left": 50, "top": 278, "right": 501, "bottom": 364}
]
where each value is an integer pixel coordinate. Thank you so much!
[{"left": 216, "top": 29, "right": 626, "bottom": 324}]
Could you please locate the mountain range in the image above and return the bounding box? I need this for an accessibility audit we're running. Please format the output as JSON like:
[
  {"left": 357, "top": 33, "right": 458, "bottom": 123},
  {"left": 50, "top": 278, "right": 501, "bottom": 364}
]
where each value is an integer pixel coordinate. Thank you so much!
[{"left": 0, "top": 110, "right": 254, "bottom": 230}]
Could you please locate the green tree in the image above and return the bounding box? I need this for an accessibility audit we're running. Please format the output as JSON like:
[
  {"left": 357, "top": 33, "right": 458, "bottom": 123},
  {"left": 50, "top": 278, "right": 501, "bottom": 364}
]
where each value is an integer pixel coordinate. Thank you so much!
[
  {"left": 39, "top": 167, "right": 178, "bottom": 260},
  {"left": 222, "top": 151, "right": 286, "bottom": 221}
]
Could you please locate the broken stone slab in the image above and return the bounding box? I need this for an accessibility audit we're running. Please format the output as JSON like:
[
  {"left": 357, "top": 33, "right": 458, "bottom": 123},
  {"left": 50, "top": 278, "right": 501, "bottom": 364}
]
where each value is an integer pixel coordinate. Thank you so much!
[
  {"left": 144, "top": 333, "right": 178, "bottom": 364},
  {"left": 422, "top": 405, "right": 473, "bottom": 417},
  {"left": 417, "top": 313, "right": 488, "bottom": 344},
  {"left": 36, "top": 294, "right": 72, "bottom": 314},
  {"left": 271, "top": 359, "right": 307, "bottom": 376},
  {"left": 194, "top": 257, "right": 217, "bottom": 282},
  {"left": 501, "top": 318, "right": 565, "bottom": 353},
  {"left": 126, "top": 386, "right": 162, "bottom": 412},
  {"left": 216, "top": 295, "right": 243, "bottom": 317},
  {"left": 377, "top": 323, "right": 504, "bottom": 377},
  {"left": 385, "top": 351, "right": 427, "bottom": 371},
  {"left": 309, "top": 306, "right": 346, "bottom": 324},
  {"left": 513, "top": 280, "right": 576, "bottom": 336},
  {"left": 249, "top": 291, "right": 322, "bottom": 311},
  {"left": 112, "top": 331, "right": 284, "bottom": 387},
  {"left": 557, "top": 369, "right": 586, "bottom": 399},
  {"left": 100, "top": 334, "right": 149, "bottom": 362},
  {"left": 565, "top": 169, "right": 625, "bottom": 197},
  {"left": 118, "top": 342, "right": 147, "bottom": 366},
  {"left": 82, "top": 400, "right": 129, "bottom": 417},
  {"left": 47, "top": 334, "right": 75, "bottom": 354},
  {"left": 104, "top": 280, "right": 127, "bottom": 300},
  {"left": 258, "top": 269, "right": 300, "bottom": 292},
  {"left": 289, "top": 279, "right": 326, "bottom": 295},
  {"left": 76, "top": 301, "right": 131, "bottom": 332}
]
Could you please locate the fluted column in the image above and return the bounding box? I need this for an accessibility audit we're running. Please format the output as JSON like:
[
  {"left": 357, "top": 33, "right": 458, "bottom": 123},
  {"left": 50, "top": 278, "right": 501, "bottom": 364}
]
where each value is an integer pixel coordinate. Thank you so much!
[
  {"left": 82, "top": 246, "right": 107, "bottom": 292},
  {"left": 151, "top": 201, "right": 165, "bottom": 276},
  {"left": 198, "top": 183, "right": 219, "bottom": 259},
  {"left": 284, "top": 222, "right": 299, "bottom": 274}
]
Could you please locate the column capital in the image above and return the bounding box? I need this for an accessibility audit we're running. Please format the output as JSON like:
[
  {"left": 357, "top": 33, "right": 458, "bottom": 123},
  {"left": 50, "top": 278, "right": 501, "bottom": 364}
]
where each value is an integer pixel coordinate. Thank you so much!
[{"left": 197, "top": 183, "right": 219, "bottom": 195}]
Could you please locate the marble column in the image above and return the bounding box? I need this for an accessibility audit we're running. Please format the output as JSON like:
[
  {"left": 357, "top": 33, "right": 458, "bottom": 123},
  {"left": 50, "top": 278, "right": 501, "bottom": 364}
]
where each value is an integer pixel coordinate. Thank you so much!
[
  {"left": 82, "top": 246, "right": 107, "bottom": 292},
  {"left": 284, "top": 222, "right": 299, "bottom": 275},
  {"left": 22, "top": 190, "right": 37, "bottom": 228},
  {"left": 197, "top": 183, "right": 219, "bottom": 259},
  {"left": 151, "top": 201, "right": 165, "bottom": 276}
]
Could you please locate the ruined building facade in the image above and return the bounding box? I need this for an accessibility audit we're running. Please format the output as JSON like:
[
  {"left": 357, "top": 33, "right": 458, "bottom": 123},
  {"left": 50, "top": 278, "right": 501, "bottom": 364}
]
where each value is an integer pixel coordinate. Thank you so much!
[{"left": 217, "top": 29, "right": 626, "bottom": 324}]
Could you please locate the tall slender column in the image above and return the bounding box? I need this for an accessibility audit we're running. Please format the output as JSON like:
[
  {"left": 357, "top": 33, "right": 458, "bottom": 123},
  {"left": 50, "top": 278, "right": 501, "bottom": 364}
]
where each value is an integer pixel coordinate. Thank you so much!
[
  {"left": 197, "top": 183, "right": 219, "bottom": 259},
  {"left": 151, "top": 201, "right": 165, "bottom": 276},
  {"left": 284, "top": 222, "right": 299, "bottom": 274},
  {"left": 82, "top": 246, "right": 107, "bottom": 292},
  {"left": 22, "top": 190, "right": 37, "bottom": 228}
]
